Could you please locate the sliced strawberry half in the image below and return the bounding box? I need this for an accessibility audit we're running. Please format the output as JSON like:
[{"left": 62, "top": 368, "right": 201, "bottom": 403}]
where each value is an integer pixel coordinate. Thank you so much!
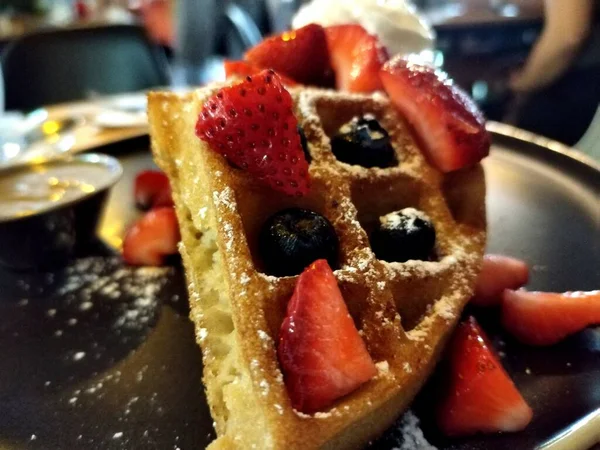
[
  {"left": 123, "top": 207, "right": 180, "bottom": 266},
  {"left": 195, "top": 69, "right": 310, "bottom": 197},
  {"left": 437, "top": 317, "right": 533, "bottom": 437},
  {"left": 134, "top": 170, "right": 173, "bottom": 210},
  {"left": 278, "top": 259, "right": 377, "bottom": 413},
  {"left": 471, "top": 255, "right": 529, "bottom": 307},
  {"left": 244, "top": 24, "right": 331, "bottom": 86},
  {"left": 224, "top": 60, "right": 298, "bottom": 86},
  {"left": 325, "top": 24, "right": 388, "bottom": 93},
  {"left": 502, "top": 290, "right": 600, "bottom": 346},
  {"left": 380, "top": 56, "right": 490, "bottom": 172}
]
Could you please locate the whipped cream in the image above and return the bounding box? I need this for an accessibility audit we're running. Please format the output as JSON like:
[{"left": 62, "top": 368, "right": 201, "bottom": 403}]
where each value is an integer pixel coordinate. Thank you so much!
[{"left": 292, "top": 0, "right": 435, "bottom": 59}]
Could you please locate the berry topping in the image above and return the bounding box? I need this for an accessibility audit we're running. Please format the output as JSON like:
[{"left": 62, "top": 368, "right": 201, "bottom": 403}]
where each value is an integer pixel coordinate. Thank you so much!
[
  {"left": 134, "top": 170, "right": 173, "bottom": 210},
  {"left": 278, "top": 259, "right": 377, "bottom": 413},
  {"left": 471, "top": 255, "right": 529, "bottom": 307},
  {"left": 244, "top": 24, "right": 332, "bottom": 86},
  {"left": 123, "top": 207, "right": 180, "bottom": 266},
  {"left": 380, "top": 57, "right": 490, "bottom": 172},
  {"left": 370, "top": 208, "right": 435, "bottom": 263},
  {"left": 224, "top": 60, "right": 298, "bottom": 86},
  {"left": 437, "top": 317, "right": 533, "bottom": 437},
  {"left": 195, "top": 70, "right": 310, "bottom": 197},
  {"left": 502, "top": 290, "right": 600, "bottom": 346},
  {"left": 259, "top": 208, "right": 338, "bottom": 277},
  {"left": 330, "top": 114, "right": 397, "bottom": 168},
  {"left": 325, "top": 24, "right": 389, "bottom": 93}
]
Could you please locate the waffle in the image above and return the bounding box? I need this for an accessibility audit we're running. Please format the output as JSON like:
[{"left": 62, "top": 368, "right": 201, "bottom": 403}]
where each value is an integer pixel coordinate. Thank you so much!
[{"left": 148, "top": 84, "right": 486, "bottom": 450}]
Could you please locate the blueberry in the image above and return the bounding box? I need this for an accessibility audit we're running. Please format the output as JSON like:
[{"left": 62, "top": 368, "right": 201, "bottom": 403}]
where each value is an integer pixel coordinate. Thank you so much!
[
  {"left": 330, "top": 115, "right": 397, "bottom": 168},
  {"left": 370, "top": 208, "right": 435, "bottom": 263},
  {"left": 298, "top": 126, "right": 311, "bottom": 163},
  {"left": 259, "top": 208, "right": 338, "bottom": 276}
]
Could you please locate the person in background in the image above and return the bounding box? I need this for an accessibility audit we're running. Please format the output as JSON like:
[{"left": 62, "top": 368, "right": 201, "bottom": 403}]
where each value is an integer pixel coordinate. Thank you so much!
[
  {"left": 132, "top": 0, "right": 174, "bottom": 47},
  {"left": 508, "top": 0, "right": 600, "bottom": 146}
]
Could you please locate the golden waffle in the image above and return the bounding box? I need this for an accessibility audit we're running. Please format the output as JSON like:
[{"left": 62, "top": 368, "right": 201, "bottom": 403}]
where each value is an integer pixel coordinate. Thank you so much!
[{"left": 148, "top": 84, "right": 486, "bottom": 450}]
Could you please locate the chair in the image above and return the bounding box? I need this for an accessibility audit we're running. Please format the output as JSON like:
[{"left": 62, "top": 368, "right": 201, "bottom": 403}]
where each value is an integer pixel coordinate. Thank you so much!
[{"left": 1, "top": 24, "right": 169, "bottom": 111}]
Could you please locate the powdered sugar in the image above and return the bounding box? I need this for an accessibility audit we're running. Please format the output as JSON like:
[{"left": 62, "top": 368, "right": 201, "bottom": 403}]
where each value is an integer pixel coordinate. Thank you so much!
[
  {"left": 239, "top": 273, "right": 251, "bottom": 285},
  {"left": 198, "top": 328, "right": 208, "bottom": 342},
  {"left": 212, "top": 187, "right": 235, "bottom": 212},
  {"left": 257, "top": 329, "right": 272, "bottom": 351},
  {"left": 376, "top": 360, "right": 390, "bottom": 374},
  {"left": 391, "top": 410, "right": 437, "bottom": 450},
  {"left": 379, "top": 208, "right": 432, "bottom": 234}
]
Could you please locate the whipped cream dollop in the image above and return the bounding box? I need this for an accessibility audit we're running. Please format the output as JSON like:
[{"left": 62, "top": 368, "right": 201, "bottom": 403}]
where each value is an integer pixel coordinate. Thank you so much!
[{"left": 292, "top": 0, "right": 435, "bottom": 58}]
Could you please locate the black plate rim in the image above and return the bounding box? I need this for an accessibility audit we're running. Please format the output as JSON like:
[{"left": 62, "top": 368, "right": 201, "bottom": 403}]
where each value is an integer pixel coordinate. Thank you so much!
[{"left": 487, "top": 121, "right": 600, "bottom": 175}]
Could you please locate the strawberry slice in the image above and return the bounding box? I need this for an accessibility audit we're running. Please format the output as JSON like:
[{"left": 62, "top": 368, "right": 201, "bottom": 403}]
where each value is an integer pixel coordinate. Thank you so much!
[
  {"left": 134, "top": 170, "right": 173, "bottom": 210},
  {"left": 502, "top": 290, "right": 600, "bottom": 346},
  {"left": 224, "top": 60, "right": 260, "bottom": 80},
  {"left": 325, "top": 24, "right": 388, "bottom": 93},
  {"left": 223, "top": 60, "right": 298, "bottom": 86},
  {"left": 244, "top": 24, "right": 331, "bottom": 86},
  {"left": 437, "top": 317, "right": 533, "bottom": 436},
  {"left": 278, "top": 259, "right": 377, "bottom": 413},
  {"left": 195, "top": 69, "right": 310, "bottom": 196},
  {"left": 123, "top": 207, "right": 180, "bottom": 266},
  {"left": 471, "top": 255, "right": 529, "bottom": 307},
  {"left": 380, "top": 57, "right": 490, "bottom": 172}
]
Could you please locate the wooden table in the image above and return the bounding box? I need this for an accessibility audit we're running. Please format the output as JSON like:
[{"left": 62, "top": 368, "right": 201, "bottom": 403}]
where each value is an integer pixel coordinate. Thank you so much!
[
  {"left": 0, "top": 15, "right": 135, "bottom": 44},
  {"left": 44, "top": 96, "right": 149, "bottom": 155}
]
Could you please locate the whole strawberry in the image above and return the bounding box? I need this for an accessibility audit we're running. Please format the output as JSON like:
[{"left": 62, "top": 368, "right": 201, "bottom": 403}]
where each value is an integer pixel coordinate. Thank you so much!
[{"left": 196, "top": 69, "right": 310, "bottom": 197}]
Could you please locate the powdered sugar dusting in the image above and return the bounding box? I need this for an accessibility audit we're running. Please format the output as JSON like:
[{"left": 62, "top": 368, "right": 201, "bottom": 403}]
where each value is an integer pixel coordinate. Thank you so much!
[
  {"left": 376, "top": 360, "right": 390, "bottom": 374},
  {"left": 213, "top": 187, "right": 235, "bottom": 212},
  {"left": 37, "top": 258, "right": 173, "bottom": 337},
  {"left": 391, "top": 410, "right": 437, "bottom": 450},
  {"left": 257, "top": 330, "right": 272, "bottom": 350},
  {"left": 239, "top": 273, "right": 251, "bottom": 285},
  {"left": 380, "top": 208, "right": 431, "bottom": 234}
]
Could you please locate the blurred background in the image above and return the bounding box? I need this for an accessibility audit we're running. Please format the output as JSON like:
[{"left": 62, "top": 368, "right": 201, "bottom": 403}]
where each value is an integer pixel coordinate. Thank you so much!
[{"left": 0, "top": 0, "right": 598, "bottom": 156}]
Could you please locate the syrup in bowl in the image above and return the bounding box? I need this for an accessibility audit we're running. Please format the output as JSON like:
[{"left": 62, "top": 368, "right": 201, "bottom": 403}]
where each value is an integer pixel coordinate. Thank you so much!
[{"left": 0, "top": 154, "right": 122, "bottom": 222}]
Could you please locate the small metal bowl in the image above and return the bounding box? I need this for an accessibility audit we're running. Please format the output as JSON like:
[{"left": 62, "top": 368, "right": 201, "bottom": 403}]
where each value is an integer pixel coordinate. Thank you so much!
[{"left": 0, "top": 153, "right": 123, "bottom": 271}]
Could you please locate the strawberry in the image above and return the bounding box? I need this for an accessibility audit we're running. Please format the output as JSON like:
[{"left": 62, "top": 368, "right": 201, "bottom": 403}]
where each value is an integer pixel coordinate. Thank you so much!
[
  {"left": 437, "top": 317, "right": 533, "bottom": 436},
  {"left": 123, "top": 207, "right": 180, "bottom": 266},
  {"left": 380, "top": 56, "right": 490, "bottom": 172},
  {"left": 134, "top": 170, "right": 173, "bottom": 210},
  {"left": 244, "top": 24, "right": 331, "bottom": 86},
  {"left": 471, "top": 255, "right": 529, "bottom": 307},
  {"left": 325, "top": 24, "right": 388, "bottom": 93},
  {"left": 223, "top": 60, "right": 298, "bottom": 86},
  {"left": 278, "top": 259, "right": 377, "bottom": 413},
  {"left": 502, "top": 290, "right": 600, "bottom": 346},
  {"left": 195, "top": 69, "right": 310, "bottom": 197}
]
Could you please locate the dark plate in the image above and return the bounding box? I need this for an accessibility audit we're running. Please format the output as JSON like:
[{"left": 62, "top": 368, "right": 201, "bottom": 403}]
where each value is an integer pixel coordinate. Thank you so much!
[{"left": 0, "top": 125, "right": 598, "bottom": 450}]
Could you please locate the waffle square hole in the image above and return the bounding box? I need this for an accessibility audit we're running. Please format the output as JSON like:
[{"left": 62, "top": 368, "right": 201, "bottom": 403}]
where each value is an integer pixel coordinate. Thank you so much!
[
  {"left": 397, "top": 282, "right": 449, "bottom": 332},
  {"left": 442, "top": 165, "right": 486, "bottom": 229},
  {"left": 351, "top": 177, "right": 440, "bottom": 264},
  {"left": 235, "top": 179, "right": 347, "bottom": 276},
  {"left": 314, "top": 99, "right": 401, "bottom": 169}
]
